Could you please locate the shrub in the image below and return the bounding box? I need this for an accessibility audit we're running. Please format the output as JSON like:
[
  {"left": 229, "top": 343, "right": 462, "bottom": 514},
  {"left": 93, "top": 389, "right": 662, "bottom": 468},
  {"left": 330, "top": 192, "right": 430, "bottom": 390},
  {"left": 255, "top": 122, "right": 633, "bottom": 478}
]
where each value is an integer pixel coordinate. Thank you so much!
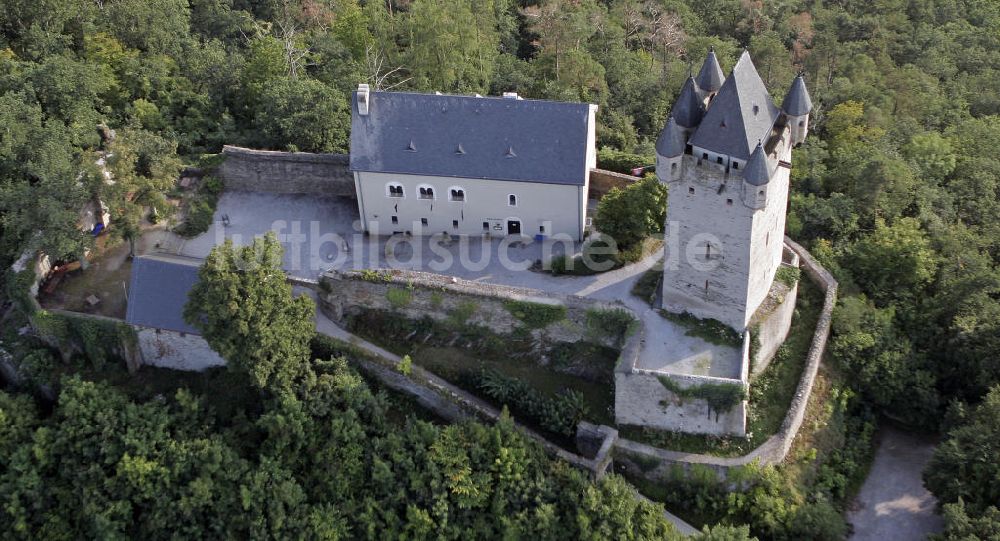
[
  {"left": 175, "top": 176, "right": 224, "bottom": 238},
  {"left": 658, "top": 376, "right": 747, "bottom": 417},
  {"left": 597, "top": 148, "right": 653, "bottom": 174},
  {"left": 775, "top": 265, "right": 801, "bottom": 287},
  {"left": 476, "top": 369, "right": 587, "bottom": 436},
  {"left": 398, "top": 354, "right": 412, "bottom": 376},
  {"left": 661, "top": 311, "right": 742, "bottom": 348}
]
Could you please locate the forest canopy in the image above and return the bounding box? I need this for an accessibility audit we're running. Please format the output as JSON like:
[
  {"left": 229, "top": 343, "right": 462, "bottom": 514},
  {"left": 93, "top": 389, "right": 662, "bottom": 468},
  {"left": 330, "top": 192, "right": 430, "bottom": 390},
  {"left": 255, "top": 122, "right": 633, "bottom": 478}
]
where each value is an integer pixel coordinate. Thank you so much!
[{"left": 1, "top": 0, "right": 999, "bottom": 537}]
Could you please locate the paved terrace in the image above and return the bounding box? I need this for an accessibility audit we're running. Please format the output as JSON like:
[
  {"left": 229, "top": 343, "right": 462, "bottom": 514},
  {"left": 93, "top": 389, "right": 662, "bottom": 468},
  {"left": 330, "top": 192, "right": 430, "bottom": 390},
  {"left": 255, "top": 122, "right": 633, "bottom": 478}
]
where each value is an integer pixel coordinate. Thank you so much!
[{"left": 156, "top": 192, "right": 743, "bottom": 380}]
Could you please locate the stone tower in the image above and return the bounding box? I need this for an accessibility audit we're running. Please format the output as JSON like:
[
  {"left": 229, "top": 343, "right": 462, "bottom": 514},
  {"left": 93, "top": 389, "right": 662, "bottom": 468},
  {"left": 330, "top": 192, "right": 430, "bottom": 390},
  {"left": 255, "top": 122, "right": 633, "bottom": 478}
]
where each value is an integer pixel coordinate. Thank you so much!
[{"left": 656, "top": 50, "right": 812, "bottom": 331}]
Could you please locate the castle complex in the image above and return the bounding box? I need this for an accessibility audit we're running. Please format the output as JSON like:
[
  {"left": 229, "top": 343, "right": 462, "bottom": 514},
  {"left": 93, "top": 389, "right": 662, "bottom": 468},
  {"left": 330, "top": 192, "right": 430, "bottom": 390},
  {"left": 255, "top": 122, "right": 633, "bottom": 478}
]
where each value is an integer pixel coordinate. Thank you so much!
[{"left": 656, "top": 50, "right": 812, "bottom": 331}]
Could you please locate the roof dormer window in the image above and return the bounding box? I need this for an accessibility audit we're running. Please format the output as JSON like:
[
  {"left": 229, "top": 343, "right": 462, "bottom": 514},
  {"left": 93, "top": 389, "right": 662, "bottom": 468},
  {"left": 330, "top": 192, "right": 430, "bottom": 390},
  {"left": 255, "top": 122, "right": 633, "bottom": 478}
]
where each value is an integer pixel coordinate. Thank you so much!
[{"left": 406, "top": 140, "right": 416, "bottom": 152}]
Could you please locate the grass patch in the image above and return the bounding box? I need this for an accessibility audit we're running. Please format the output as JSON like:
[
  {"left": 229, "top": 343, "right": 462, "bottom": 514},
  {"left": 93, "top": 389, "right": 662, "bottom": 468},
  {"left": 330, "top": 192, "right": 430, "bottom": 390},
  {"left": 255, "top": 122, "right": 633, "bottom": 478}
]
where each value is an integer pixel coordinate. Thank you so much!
[
  {"left": 585, "top": 307, "right": 635, "bottom": 343},
  {"left": 341, "top": 308, "right": 616, "bottom": 430},
  {"left": 660, "top": 310, "right": 742, "bottom": 348},
  {"left": 385, "top": 287, "right": 412, "bottom": 308},
  {"left": 623, "top": 278, "right": 824, "bottom": 457},
  {"left": 631, "top": 263, "right": 663, "bottom": 306},
  {"left": 503, "top": 300, "right": 566, "bottom": 328}
]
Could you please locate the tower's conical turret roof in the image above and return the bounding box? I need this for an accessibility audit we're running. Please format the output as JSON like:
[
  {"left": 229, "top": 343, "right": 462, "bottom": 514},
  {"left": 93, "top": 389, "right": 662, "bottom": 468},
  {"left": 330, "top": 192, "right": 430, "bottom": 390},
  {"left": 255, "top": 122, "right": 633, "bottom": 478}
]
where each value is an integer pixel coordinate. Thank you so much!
[
  {"left": 781, "top": 75, "right": 813, "bottom": 116},
  {"left": 743, "top": 141, "right": 772, "bottom": 186},
  {"left": 688, "top": 51, "right": 780, "bottom": 161},
  {"left": 672, "top": 76, "right": 704, "bottom": 129},
  {"left": 696, "top": 49, "right": 725, "bottom": 93},
  {"left": 656, "top": 115, "right": 687, "bottom": 158}
]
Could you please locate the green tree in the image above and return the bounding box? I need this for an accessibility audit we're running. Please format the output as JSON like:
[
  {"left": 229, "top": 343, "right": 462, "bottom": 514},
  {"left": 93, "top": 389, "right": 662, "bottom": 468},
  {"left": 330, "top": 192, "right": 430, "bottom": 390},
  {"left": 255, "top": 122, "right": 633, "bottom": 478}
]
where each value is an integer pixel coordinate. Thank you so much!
[
  {"left": 404, "top": 0, "right": 499, "bottom": 93},
  {"left": 903, "top": 132, "right": 957, "bottom": 182},
  {"left": 932, "top": 500, "right": 1000, "bottom": 541},
  {"left": 184, "top": 232, "right": 316, "bottom": 394},
  {"left": 249, "top": 78, "right": 350, "bottom": 153},
  {"left": 848, "top": 218, "right": 939, "bottom": 305},
  {"left": 594, "top": 175, "right": 667, "bottom": 250},
  {"left": 924, "top": 386, "right": 1000, "bottom": 514}
]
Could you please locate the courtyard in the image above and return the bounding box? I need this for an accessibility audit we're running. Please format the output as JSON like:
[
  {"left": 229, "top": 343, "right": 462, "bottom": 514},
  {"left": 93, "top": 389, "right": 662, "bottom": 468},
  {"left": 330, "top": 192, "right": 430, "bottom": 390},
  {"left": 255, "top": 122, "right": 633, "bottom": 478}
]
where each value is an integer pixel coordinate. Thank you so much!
[{"left": 170, "top": 191, "right": 744, "bottom": 380}]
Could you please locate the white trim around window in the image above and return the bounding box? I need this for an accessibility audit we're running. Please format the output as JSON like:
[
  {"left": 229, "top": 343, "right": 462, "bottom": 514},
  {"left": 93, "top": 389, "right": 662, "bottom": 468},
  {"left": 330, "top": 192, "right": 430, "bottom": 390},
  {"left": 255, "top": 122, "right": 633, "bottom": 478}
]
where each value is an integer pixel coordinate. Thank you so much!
[
  {"left": 417, "top": 184, "right": 436, "bottom": 200},
  {"left": 386, "top": 182, "right": 405, "bottom": 198}
]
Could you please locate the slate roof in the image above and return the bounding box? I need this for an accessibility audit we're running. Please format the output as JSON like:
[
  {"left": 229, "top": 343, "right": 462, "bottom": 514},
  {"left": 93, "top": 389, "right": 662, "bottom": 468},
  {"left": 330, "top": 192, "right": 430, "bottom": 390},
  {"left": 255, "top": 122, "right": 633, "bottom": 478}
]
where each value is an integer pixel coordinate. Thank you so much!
[
  {"left": 688, "top": 51, "right": 780, "bottom": 161},
  {"left": 349, "top": 91, "right": 594, "bottom": 186},
  {"left": 125, "top": 255, "right": 203, "bottom": 335},
  {"left": 742, "top": 141, "right": 773, "bottom": 186},
  {"left": 696, "top": 49, "right": 725, "bottom": 93},
  {"left": 655, "top": 116, "right": 687, "bottom": 157},
  {"left": 781, "top": 75, "right": 813, "bottom": 116},
  {"left": 671, "top": 77, "right": 705, "bottom": 129}
]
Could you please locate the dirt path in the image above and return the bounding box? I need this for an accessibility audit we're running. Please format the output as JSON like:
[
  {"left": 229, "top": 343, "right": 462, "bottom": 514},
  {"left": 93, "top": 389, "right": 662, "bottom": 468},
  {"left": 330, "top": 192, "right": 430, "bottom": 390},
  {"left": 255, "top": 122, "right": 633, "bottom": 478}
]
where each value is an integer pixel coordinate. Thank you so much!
[{"left": 847, "top": 426, "right": 943, "bottom": 541}]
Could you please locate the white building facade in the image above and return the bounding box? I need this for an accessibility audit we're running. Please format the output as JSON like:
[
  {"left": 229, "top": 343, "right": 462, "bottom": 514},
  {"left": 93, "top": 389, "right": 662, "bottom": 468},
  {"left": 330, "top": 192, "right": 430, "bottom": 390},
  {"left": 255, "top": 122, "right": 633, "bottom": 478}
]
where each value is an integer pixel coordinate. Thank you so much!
[
  {"left": 350, "top": 85, "right": 597, "bottom": 241},
  {"left": 656, "top": 51, "right": 812, "bottom": 331}
]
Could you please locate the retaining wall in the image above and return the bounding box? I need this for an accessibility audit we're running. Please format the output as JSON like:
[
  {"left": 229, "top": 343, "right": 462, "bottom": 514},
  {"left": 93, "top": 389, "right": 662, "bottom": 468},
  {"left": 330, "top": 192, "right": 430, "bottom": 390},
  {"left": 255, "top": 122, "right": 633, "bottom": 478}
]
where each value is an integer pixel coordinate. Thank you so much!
[
  {"left": 589, "top": 168, "right": 638, "bottom": 199},
  {"left": 616, "top": 369, "right": 749, "bottom": 437},
  {"left": 219, "top": 145, "right": 355, "bottom": 196},
  {"left": 135, "top": 327, "right": 225, "bottom": 371},
  {"left": 749, "top": 248, "right": 801, "bottom": 375},
  {"left": 318, "top": 268, "right": 633, "bottom": 352},
  {"left": 614, "top": 236, "right": 838, "bottom": 480}
]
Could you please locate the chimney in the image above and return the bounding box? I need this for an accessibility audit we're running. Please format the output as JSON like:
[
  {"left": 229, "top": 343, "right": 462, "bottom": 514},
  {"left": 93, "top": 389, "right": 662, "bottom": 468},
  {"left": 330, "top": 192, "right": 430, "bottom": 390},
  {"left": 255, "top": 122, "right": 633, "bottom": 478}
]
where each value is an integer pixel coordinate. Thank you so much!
[{"left": 357, "top": 83, "right": 370, "bottom": 115}]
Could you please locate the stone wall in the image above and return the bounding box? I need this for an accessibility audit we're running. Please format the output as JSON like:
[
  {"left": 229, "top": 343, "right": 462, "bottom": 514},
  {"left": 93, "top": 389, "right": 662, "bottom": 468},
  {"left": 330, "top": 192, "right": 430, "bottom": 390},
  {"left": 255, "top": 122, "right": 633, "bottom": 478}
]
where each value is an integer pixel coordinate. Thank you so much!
[
  {"left": 219, "top": 145, "right": 355, "bottom": 196},
  {"left": 588, "top": 168, "right": 637, "bottom": 199},
  {"left": 317, "top": 269, "right": 633, "bottom": 351},
  {"left": 135, "top": 328, "right": 225, "bottom": 371},
  {"left": 613, "top": 236, "right": 838, "bottom": 479},
  {"left": 614, "top": 319, "right": 750, "bottom": 436},
  {"left": 749, "top": 247, "right": 801, "bottom": 375}
]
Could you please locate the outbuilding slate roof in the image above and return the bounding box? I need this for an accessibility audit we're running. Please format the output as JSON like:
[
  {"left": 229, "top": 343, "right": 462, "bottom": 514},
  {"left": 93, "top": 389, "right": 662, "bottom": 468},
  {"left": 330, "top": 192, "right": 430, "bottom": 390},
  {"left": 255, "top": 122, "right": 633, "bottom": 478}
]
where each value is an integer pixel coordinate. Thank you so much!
[
  {"left": 125, "top": 254, "right": 203, "bottom": 335},
  {"left": 689, "top": 51, "right": 780, "bottom": 161},
  {"left": 349, "top": 91, "right": 594, "bottom": 186}
]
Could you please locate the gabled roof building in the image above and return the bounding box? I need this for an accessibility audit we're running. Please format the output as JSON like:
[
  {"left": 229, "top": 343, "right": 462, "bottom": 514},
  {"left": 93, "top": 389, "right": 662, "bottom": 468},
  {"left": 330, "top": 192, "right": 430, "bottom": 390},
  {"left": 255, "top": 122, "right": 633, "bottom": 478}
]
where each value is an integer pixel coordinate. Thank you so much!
[{"left": 350, "top": 85, "right": 598, "bottom": 240}]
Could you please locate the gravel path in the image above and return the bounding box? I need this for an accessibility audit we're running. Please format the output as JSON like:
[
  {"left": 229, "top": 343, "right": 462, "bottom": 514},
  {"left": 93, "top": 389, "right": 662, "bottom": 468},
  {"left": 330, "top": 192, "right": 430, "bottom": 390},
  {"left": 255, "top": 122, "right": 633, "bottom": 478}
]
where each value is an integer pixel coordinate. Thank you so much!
[{"left": 847, "top": 426, "right": 943, "bottom": 541}]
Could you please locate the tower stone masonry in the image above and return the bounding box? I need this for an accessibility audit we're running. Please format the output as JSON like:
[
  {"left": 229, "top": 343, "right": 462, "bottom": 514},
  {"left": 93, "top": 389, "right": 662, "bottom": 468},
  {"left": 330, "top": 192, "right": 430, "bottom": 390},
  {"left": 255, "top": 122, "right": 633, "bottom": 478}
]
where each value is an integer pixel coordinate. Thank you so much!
[{"left": 655, "top": 50, "right": 812, "bottom": 331}]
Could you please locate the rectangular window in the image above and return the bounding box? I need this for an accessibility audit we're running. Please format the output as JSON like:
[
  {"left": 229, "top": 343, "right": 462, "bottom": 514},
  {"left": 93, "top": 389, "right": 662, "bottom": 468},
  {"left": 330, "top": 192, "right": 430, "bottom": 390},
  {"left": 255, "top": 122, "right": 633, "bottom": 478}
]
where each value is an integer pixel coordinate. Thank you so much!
[
  {"left": 716, "top": 156, "right": 723, "bottom": 164},
  {"left": 452, "top": 220, "right": 459, "bottom": 229},
  {"left": 726, "top": 199, "right": 733, "bottom": 206},
  {"left": 671, "top": 163, "right": 677, "bottom": 172},
  {"left": 420, "top": 218, "right": 428, "bottom": 226},
  {"left": 539, "top": 225, "right": 545, "bottom": 233},
  {"left": 391, "top": 215, "right": 398, "bottom": 224},
  {"left": 482, "top": 221, "right": 489, "bottom": 231},
  {"left": 702, "top": 152, "right": 709, "bottom": 160},
  {"left": 733, "top": 162, "right": 739, "bottom": 170},
  {"left": 688, "top": 187, "right": 695, "bottom": 194}
]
